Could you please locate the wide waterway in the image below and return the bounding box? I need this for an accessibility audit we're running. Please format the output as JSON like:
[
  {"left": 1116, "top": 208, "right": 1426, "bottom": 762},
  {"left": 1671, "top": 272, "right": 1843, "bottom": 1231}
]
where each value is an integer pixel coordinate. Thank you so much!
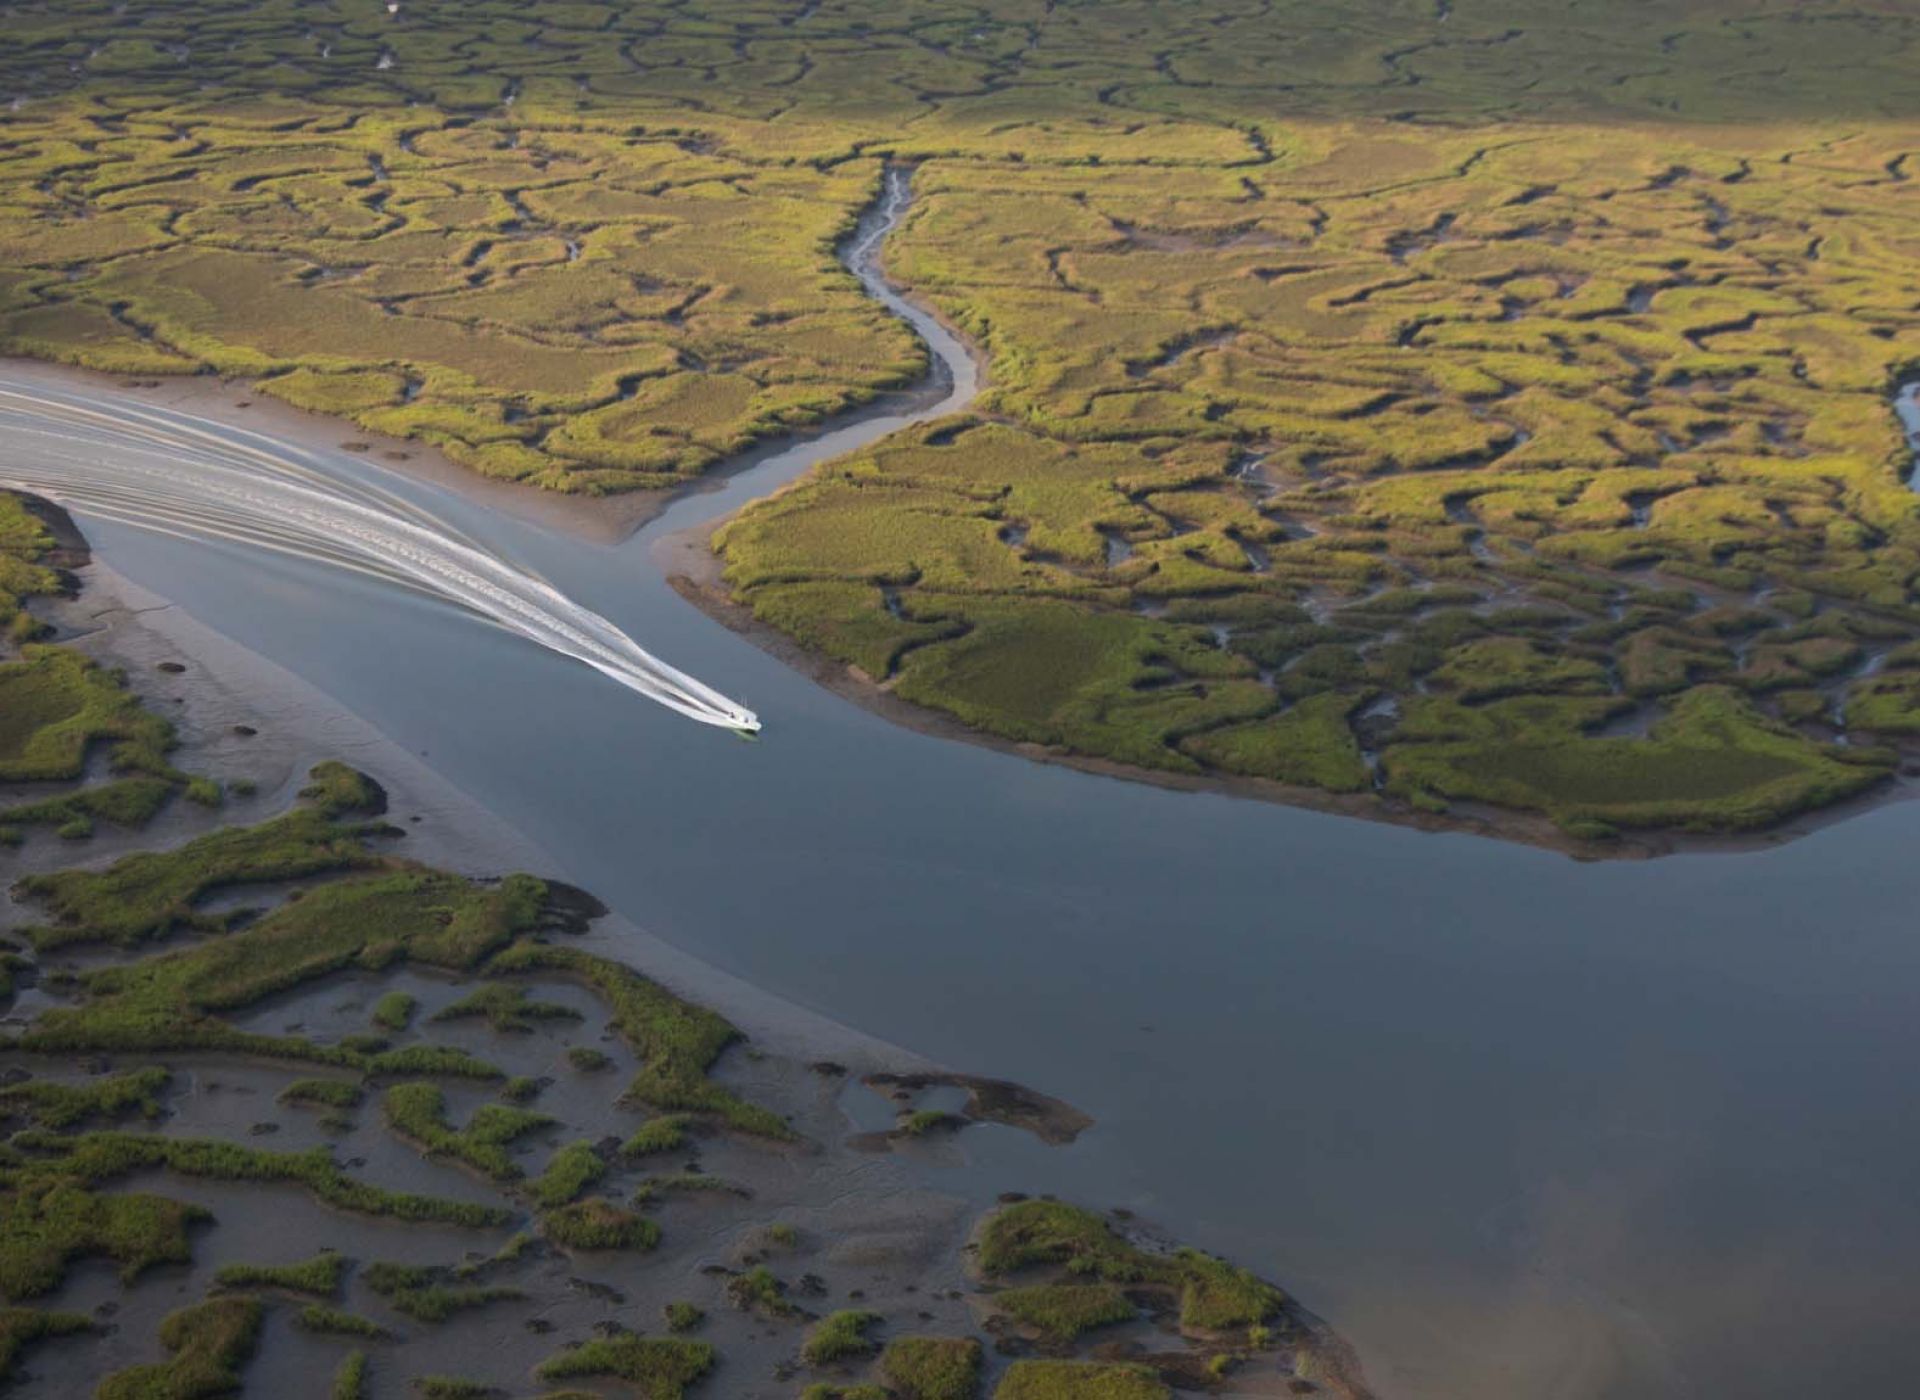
[{"left": 7, "top": 182, "right": 1920, "bottom": 1398}]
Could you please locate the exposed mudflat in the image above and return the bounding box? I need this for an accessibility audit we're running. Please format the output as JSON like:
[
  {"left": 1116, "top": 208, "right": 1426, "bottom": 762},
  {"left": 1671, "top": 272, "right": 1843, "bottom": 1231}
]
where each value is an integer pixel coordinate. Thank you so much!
[{"left": 2, "top": 550, "right": 1359, "bottom": 1399}]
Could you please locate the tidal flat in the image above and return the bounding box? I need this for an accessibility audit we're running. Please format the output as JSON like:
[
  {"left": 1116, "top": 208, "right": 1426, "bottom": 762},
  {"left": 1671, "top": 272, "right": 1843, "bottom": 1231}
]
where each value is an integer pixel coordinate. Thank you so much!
[
  {"left": 0, "top": 499, "right": 1364, "bottom": 1397},
  {"left": 6, "top": 3, "right": 1920, "bottom": 1396}
]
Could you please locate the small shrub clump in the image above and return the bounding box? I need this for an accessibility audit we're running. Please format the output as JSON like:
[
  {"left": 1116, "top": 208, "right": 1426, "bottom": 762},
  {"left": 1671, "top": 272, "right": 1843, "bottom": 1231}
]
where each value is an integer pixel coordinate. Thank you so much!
[
  {"left": 535, "top": 1335, "right": 714, "bottom": 1397},
  {"left": 803, "top": 1309, "right": 882, "bottom": 1365},
  {"left": 621, "top": 1114, "right": 691, "bottom": 1158},
  {"left": 541, "top": 1197, "right": 660, "bottom": 1252},
  {"left": 881, "top": 1336, "right": 983, "bottom": 1400},
  {"left": 725, "top": 1266, "right": 795, "bottom": 1318},
  {"left": 371, "top": 992, "right": 417, "bottom": 1031}
]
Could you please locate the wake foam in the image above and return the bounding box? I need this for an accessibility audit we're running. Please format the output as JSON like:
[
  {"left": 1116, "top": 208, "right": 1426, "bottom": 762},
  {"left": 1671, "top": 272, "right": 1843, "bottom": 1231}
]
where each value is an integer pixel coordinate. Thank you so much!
[{"left": 0, "top": 378, "right": 761, "bottom": 732}]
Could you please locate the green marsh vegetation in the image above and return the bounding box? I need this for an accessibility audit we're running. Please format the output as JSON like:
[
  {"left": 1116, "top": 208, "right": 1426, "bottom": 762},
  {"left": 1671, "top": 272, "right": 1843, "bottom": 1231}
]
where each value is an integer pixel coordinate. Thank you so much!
[
  {"left": 0, "top": 1067, "right": 170, "bottom": 1129},
  {"left": 361, "top": 1261, "right": 522, "bottom": 1324},
  {"left": 450, "top": 1230, "right": 534, "bottom": 1278},
  {"left": 5, "top": 4, "right": 1919, "bottom": 837},
  {"left": 719, "top": 96, "right": 1920, "bottom": 837},
  {"left": 0, "top": 497, "right": 206, "bottom": 844},
  {"left": 977, "top": 1200, "right": 1286, "bottom": 1337},
  {"left": 989, "top": 1283, "right": 1134, "bottom": 1343},
  {"left": 621, "top": 1113, "right": 692, "bottom": 1159},
  {"left": 331, "top": 1350, "right": 370, "bottom": 1400},
  {"left": 1, "top": 1130, "right": 513, "bottom": 1264},
  {"left": 0, "top": 495, "right": 66, "bottom": 643},
  {"left": 534, "top": 1334, "right": 715, "bottom": 1396},
  {"left": 370, "top": 990, "right": 417, "bottom": 1031},
  {"left": 801, "top": 1309, "right": 882, "bottom": 1365},
  {"left": 0, "top": 646, "right": 178, "bottom": 787},
  {"left": 411, "top": 1379, "right": 498, "bottom": 1400},
  {"left": 896, "top": 1108, "right": 967, "bottom": 1138},
  {"left": 0, "top": 513, "right": 811, "bottom": 1374},
  {"left": 990, "top": 1360, "right": 1169, "bottom": 1400},
  {"left": 380, "top": 1082, "right": 551, "bottom": 1181},
  {"left": 0, "top": 5, "right": 927, "bottom": 495},
  {"left": 14, "top": 854, "right": 538, "bottom": 1072},
  {"left": 0, "top": 1306, "right": 93, "bottom": 1381},
  {"left": 0, "top": 489, "right": 226, "bottom": 849},
  {"left": 1, "top": 733, "right": 802, "bottom": 1335},
  {"left": 211, "top": 1248, "right": 345, "bottom": 1297},
  {"left": 0, "top": 773, "right": 179, "bottom": 842},
  {"left": 540, "top": 1195, "right": 659, "bottom": 1251},
  {"left": 0, "top": 1174, "right": 210, "bottom": 1302},
  {"left": 525, "top": 1138, "right": 604, "bottom": 1207},
  {"left": 488, "top": 943, "right": 793, "bottom": 1137},
  {"left": 279, "top": 1078, "right": 365, "bottom": 1111},
  {"left": 430, "top": 982, "right": 580, "bottom": 1033},
  {"left": 632, "top": 1171, "right": 750, "bottom": 1205},
  {"left": 95, "top": 1296, "right": 260, "bottom": 1400},
  {"left": 663, "top": 1301, "right": 705, "bottom": 1333},
  {"left": 725, "top": 1264, "right": 795, "bottom": 1319},
  {"left": 494, "top": 1074, "right": 537, "bottom": 1101},
  {"left": 880, "top": 1336, "right": 983, "bottom": 1400},
  {"left": 11, "top": 759, "right": 392, "bottom": 950},
  {"left": 0, "top": 876, "right": 1340, "bottom": 1386},
  {"left": 297, "top": 1305, "right": 392, "bottom": 1341},
  {"left": 4, "top": 767, "right": 784, "bottom": 1143}
]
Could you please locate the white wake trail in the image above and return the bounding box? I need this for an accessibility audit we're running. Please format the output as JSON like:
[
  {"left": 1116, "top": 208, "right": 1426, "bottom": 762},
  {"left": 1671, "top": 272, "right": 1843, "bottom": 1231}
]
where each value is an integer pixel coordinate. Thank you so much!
[{"left": 0, "top": 380, "right": 761, "bottom": 733}]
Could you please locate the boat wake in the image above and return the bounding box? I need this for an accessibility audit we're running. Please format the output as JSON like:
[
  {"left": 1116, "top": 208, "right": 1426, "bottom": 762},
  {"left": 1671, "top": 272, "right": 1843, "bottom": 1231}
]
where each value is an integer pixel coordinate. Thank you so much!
[{"left": 0, "top": 377, "right": 761, "bottom": 733}]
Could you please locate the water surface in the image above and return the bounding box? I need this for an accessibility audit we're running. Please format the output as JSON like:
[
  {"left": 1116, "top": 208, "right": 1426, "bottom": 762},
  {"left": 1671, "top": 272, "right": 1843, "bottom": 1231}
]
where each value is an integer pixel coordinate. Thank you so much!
[{"left": 5, "top": 222, "right": 1920, "bottom": 1400}]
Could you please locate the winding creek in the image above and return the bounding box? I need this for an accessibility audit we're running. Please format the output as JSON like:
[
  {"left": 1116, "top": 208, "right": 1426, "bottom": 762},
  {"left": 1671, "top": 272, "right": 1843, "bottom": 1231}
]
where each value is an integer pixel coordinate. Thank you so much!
[
  {"left": 8, "top": 176, "right": 1920, "bottom": 1398},
  {"left": 1899, "top": 377, "right": 1920, "bottom": 487}
]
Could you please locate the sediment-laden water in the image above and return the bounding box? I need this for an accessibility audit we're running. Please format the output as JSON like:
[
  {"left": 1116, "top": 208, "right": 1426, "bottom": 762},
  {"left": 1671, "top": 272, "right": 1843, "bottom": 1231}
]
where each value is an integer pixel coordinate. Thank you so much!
[{"left": 7, "top": 176, "right": 1920, "bottom": 1400}]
